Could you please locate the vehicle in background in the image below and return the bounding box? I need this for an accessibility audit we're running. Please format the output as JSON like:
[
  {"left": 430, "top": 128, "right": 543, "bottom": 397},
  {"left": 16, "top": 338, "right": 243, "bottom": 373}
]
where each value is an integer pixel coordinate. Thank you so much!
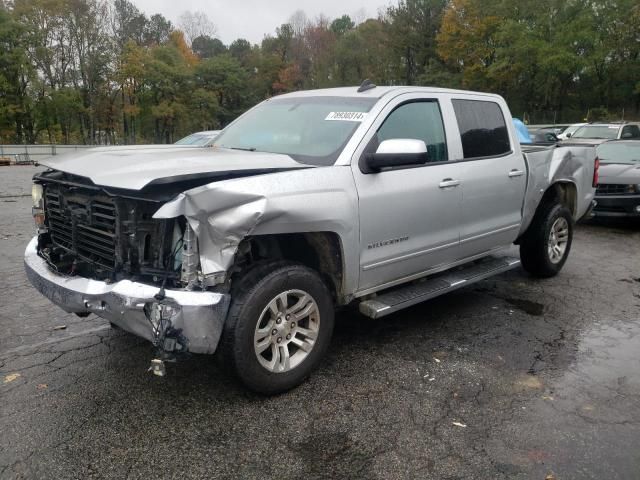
[
  {"left": 530, "top": 129, "right": 560, "bottom": 144},
  {"left": 25, "top": 85, "right": 598, "bottom": 394},
  {"left": 174, "top": 130, "right": 220, "bottom": 146},
  {"left": 544, "top": 125, "right": 569, "bottom": 136},
  {"left": 566, "top": 122, "right": 640, "bottom": 144},
  {"left": 557, "top": 123, "right": 587, "bottom": 140},
  {"left": 592, "top": 140, "right": 640, "bottom": 218}
]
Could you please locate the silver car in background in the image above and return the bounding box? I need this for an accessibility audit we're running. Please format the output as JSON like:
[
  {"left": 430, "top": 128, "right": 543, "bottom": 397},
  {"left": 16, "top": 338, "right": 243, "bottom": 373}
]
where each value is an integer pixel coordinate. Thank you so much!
[{"left": 593, "top": 140, "right": 640, "bottom": 218}]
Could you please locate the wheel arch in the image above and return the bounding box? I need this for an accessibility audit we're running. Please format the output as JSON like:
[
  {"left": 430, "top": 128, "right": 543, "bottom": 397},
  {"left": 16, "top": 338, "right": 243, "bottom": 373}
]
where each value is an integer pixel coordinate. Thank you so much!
[
  {"left": 237, "top": 232, "right": 347, "bottom": 305},
  {"left": 517, "top": 181, "right": 577, "bottom": 244},
  {"left": 545, "top": 181, "right": 578, "bottom": 218}
]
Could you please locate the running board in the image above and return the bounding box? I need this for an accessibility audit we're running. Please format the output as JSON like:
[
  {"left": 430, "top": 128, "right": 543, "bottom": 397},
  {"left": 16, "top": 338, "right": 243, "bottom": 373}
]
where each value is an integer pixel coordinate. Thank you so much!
[{"left": 359, "top": 255, "right": 521, "bottom": 319}]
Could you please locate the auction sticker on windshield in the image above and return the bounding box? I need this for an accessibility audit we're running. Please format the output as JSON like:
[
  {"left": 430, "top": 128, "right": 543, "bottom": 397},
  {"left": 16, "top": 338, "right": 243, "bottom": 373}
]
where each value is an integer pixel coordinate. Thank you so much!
[{"left": 325, "top": 111, "right": 366, "bottom": 122}]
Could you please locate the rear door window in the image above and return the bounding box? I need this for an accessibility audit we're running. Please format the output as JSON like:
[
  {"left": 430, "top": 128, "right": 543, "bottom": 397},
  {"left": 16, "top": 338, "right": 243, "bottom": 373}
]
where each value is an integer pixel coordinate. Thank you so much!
[{"left": 452, "top": 99, "right": 511, "bottom": 159}]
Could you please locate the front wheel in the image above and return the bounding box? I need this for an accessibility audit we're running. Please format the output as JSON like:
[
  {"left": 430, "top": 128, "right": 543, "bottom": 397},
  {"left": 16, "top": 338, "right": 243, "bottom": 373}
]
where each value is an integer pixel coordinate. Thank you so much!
[
  {"left": 520, "top": 203, "right": 573, "bottom": 278},
  {"left": 221, "top": 262, "right": 335, "bottom": 394}
]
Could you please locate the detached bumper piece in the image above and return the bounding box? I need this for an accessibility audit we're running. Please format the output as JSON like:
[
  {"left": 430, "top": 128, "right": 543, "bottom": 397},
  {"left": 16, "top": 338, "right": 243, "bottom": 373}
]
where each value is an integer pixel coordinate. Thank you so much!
[{"left": 24, "top": 237, "right": 230, "bottom": 355}]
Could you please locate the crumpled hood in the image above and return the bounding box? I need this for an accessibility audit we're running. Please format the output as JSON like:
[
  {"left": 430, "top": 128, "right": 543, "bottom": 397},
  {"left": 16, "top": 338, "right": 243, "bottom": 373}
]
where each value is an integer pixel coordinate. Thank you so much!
[
  {"left": 599, "top": 162, "right": 640, "bottom": 184},
  {"left": 39, "top": 145, "right": 311, "bottom": 190}
]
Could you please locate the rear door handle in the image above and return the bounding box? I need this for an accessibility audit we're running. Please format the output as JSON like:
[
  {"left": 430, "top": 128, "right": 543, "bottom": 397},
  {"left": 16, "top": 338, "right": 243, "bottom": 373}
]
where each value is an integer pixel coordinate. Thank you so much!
[
  {"left": 439, "top": 178, "right": 461, "bottom": 188},
  {"left": 508, "top": 169, "right": 525, "bottom": 178}
]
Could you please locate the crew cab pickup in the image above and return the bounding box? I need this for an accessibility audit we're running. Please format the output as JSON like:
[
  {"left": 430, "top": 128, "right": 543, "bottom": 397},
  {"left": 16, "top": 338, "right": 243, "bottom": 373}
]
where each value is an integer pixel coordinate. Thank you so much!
[{"left": 25, "top": 85, "right": 598, "bottom": 393}]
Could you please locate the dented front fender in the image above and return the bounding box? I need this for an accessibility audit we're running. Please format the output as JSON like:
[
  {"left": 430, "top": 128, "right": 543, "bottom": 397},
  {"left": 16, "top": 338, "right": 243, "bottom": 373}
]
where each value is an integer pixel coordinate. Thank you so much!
[{"left": 153, "top": 166, "right": 360, "bottom": 294}]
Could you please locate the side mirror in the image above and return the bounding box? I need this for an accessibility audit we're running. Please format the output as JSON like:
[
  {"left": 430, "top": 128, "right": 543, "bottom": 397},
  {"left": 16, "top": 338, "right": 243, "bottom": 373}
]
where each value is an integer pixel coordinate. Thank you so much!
[{"left": 365, "top": 139, "right": 429, "bottom": 172}]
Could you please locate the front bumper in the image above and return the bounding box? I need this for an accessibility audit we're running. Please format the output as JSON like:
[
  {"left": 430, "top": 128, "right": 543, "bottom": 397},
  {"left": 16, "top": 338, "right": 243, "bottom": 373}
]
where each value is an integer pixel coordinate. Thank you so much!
[
  {"left": 593, "top": 195, "right": 640, "bottom": 218},
  {"left": 24, "top": 237, "right": 231, "bottom": 354}
]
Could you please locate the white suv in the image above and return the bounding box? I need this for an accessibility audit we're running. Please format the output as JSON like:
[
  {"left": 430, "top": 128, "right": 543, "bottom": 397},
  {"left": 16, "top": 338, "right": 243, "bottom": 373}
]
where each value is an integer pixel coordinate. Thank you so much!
[{"left": 568, "top": 122, "right": 640, "bottom": 142}]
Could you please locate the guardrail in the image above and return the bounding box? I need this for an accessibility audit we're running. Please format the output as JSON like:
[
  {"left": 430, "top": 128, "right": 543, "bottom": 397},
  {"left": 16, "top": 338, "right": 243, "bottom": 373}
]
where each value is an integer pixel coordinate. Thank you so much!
[{"left": 0, "top": 144, "right": 94, "bottom": 165}]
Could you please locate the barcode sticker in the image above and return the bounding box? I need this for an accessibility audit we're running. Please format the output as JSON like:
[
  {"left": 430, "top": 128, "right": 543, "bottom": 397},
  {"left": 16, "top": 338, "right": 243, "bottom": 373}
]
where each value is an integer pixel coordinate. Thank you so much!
[{"left": 325, "top": 111, "right": 366, "bottom": 122}]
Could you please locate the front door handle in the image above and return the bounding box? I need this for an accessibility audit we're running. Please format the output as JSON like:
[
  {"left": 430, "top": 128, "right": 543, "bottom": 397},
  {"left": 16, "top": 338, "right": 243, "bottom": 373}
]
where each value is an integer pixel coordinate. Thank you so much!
[
  {"left": 439, "top": 178, "right": 461, "bottom": 188},
  {"left": 508, "top": 169, "right": 525, "bottom": 178}
]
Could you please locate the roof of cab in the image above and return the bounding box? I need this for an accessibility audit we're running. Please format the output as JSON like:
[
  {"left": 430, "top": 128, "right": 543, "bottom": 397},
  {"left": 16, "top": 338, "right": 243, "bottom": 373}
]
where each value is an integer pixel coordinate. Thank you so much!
[{"left": 275, "top": 85, "right": 504, "bottom": 101}]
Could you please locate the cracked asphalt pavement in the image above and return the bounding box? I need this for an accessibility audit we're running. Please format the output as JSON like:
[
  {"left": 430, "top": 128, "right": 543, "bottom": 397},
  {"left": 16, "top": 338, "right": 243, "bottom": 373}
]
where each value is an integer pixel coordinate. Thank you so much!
[{"left": 1, "top": 165, "right": 640, "bottom": 479}]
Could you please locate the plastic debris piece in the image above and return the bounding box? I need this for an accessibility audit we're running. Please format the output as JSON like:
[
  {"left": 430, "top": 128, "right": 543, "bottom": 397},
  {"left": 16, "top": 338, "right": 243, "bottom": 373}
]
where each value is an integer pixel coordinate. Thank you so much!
[
  {"left": 433, "top": 358, "right": 441, "bottom": 363},
  {"left": 53, "top": 325, "right": 67, "bottom": 330},
  {"left": 429, "top": 377, "right": 436, "bottom": 382},
  {"left": 3, "top": 373, "right": 21, "bottom": 384},
  {"left": 148, "top": 358, "right": 166, "bottom": 377},
  {"left": 452, "top": 422, "right": 467, "bottom": 428}
]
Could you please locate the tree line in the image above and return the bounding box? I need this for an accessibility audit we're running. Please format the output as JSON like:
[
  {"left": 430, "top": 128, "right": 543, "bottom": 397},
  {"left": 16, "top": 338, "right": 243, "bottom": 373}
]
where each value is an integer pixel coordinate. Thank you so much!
[{"left": 0, "top": 0, "right": 638, "bottom": 145}]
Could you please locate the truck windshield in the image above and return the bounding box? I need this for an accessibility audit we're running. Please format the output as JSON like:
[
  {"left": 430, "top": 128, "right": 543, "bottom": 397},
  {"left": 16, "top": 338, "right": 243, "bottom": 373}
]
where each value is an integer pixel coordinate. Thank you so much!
[
  {"left": 572, "top": 125, "right": 619, "bottom": 139},
  {"left": 213, "top": 96, "right": 377, "bottom": 166},
  {"left": 597, "top": 142, "right": 640, "bottom": 164}
]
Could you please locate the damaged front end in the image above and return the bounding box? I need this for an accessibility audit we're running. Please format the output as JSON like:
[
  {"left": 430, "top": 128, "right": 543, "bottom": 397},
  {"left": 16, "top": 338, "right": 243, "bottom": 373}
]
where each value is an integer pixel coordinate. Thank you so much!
[
  {"left": 35, "top": 170, "right": 186, "bottom": 287},
  {"left": 25, "top": 170, "right": 231, "bottom": 359}
]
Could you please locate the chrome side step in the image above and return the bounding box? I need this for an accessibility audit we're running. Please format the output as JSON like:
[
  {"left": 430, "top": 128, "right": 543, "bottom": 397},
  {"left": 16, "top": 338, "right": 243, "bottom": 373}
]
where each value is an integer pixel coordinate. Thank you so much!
[{"left": 358, "top": 255, "right": 521, "bottom": 319}]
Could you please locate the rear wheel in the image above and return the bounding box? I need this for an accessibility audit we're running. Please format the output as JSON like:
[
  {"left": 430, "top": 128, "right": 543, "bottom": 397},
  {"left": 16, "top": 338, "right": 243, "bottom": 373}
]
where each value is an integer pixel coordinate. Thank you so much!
[
  {"left": 221, "top": 262, "right": 334, "bottom": 394},
  {"left": 520, "top": 203, "right": 573, "bottom": 278}
]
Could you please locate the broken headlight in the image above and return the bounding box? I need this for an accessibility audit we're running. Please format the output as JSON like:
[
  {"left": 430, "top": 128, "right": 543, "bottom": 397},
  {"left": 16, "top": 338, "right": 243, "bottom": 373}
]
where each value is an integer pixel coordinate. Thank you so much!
[
  {"left": 31, "top": 183, "right": 46, "bottom": 231},
  {"left": 180, "top": 221, "right": 200, "bottom": 289}
]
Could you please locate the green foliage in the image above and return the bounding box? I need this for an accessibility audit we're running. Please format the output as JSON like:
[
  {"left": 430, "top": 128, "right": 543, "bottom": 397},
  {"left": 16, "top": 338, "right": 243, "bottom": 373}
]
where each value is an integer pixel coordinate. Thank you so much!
[
  {"left": 192, "top": 35, "right": 226, "bottom": 59},
  {"left": 330, "top": 15, "right": 354, "bottom": 36},
  {"left": 1, "top": 0, "right": 638, "bottom": 144},
  {"left": 0, "top": 5, "right": 36, "bottom": 142}
]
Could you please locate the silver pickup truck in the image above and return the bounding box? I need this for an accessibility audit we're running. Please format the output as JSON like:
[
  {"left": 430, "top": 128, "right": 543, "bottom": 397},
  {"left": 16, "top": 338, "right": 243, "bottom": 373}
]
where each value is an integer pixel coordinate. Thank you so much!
[{"left": 25, "top": 85, "right": 598, "bottom": 393}]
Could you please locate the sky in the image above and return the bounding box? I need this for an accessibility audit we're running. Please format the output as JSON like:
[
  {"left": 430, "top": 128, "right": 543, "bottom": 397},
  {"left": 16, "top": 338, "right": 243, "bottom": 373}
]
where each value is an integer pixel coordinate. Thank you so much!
[{"left": 131, "top": 0, "right": 391, "bottom": 45}]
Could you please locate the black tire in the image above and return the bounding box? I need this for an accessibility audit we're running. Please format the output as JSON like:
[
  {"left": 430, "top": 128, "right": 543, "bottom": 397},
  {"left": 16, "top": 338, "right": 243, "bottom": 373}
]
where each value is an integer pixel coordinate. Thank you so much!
[
  {"left": 220, "top": 261, "right": 335, "bottom": 395},
  {"left": 519, "top": 202, "right": 573, "bottom": 278}
]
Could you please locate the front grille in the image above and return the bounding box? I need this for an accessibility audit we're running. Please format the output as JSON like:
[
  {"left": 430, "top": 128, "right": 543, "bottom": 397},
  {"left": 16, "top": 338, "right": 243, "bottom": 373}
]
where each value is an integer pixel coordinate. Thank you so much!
[
  {"left": 594, "top": 205, "right": 627, "bottom": 213},
  {"left": 596, "top": 184, "right": 629, "bottom": 195},
  {"left": 45, "top": 187, "right": 117, "bottom": 270}
]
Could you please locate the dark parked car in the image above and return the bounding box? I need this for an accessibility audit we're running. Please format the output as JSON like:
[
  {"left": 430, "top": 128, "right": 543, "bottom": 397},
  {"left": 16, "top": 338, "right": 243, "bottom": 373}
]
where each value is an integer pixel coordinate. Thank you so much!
[{"left": 593, "top": 140, "right": 640, "bottom": 218}]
